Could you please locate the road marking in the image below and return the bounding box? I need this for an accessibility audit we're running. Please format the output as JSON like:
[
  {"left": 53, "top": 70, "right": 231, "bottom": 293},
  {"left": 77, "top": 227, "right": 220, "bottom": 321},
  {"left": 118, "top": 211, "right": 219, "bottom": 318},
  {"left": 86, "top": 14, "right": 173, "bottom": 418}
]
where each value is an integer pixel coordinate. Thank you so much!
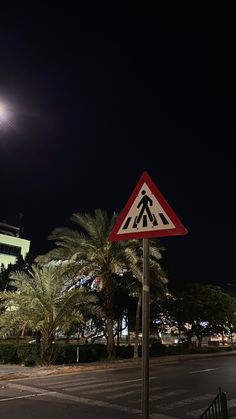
[
  {"left": 55, "top": 376, "right": 158, "bottom": 392},
  {"left": 46, "top": 377, "right": 113, "bottom": 389},
  {"left": 150, "top": 389, "right": 188, "bottom": 401},
  {"left": 6, "top": 382, "right": 141, "bottom": 414},
  {"left": 88, "top": 382, "right": 141, "bottom": 395},
  {"left": 62, "top": 377, "right": 142, "bottom": 392},
  {"left": 107, "top": 389, "right": 140, "bottom": 399},
  {"left": 227, "top": 398, "right": 236, "bottom": 408},
  {"left": 179, "top": 397, "right": 236, "bottom": 417},
  {"left": 5, "top": 381, "right": 176, "bottom": 418},
  {"left": 107, "top": 385, "right": 167, "bottom": 400},
  {"left": 185, "top": 396, "right": 236, "bottom": 417},
  {"left": 0, "top": 391, "right": 56, "bottom": 402},
  {"left": 190, "top": 368, "right": 217, "bottom": 374},
  {"left": 41, "top": 389, "right": 142, "bottom": 414},
  {"left": 157, "top": 394, "right": 214, "bottom": 410},
  {"left": 6, "top": 383, "right": 51, "bottom": 393},
  {"left": 35, "top": 376, "right": 100, "bottom": 387},
  {"left": 6, "top": 379, "right": 223, "bottom": 419},
  {"left": 187, "top": 406, "right": 208, "bottom": 417}
]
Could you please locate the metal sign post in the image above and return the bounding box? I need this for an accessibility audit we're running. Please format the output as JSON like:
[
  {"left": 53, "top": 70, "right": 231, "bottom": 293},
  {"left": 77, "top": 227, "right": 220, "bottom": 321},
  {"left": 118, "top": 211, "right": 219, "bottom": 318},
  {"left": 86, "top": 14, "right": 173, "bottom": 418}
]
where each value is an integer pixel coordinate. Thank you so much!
[
  {"left": 108, "top": 171, "right": 188, "bottom": 419},
  {"left": 141, "top": 238, "right": 150, "bottom": 419}
]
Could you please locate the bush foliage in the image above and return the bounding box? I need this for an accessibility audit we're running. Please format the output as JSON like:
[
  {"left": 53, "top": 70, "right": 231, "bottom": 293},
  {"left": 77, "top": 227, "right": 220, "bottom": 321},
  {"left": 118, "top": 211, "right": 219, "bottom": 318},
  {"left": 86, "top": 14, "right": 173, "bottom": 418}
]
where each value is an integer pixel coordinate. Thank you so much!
[{"left": 0, "top": 340, "right": 232, "bottom": 366}]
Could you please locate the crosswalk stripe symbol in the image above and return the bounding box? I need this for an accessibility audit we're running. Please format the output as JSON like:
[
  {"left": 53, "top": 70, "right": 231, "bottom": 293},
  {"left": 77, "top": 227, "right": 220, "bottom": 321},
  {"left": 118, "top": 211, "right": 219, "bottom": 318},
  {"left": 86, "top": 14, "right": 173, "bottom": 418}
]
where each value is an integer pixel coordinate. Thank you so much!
[{"left": 109, "top": 171, "right": 188, "bottom": 241}]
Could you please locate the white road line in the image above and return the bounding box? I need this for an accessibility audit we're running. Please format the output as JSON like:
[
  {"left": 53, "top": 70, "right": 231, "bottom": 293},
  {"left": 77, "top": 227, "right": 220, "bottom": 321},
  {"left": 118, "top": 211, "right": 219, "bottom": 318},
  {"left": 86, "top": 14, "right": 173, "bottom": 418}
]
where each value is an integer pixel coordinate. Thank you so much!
[
  {"left": 0, "top": 391, "right": 56, "bottom": 402},
  {"left": 150, "top": 389, "right": 188, "bottom": 401},
  {"left": 7, "top": 383, "right": 50, "bottom": 393},
  {"left": 178, "top": 396, "right": 236, "bottom": 417},
  {"left": 190, "top": 368, "right": 217, "bottom": 374},
  {"left": 7, "top": 382, "right": 141, "bottom": 414},
  {"left": 34, "top": 376, "right": 100, "bottom": 386},
  {"left": 107, "top": 389, "right": 140, "bottom": 399},
  {"left": 227, "top": 398, "right": 236, "bottom": 408},
  {"left": 64, "top": 377, "right": 142, "bottom": 392},
  {"left": 4, "top": 381, "right": 214, "bottom": 419},
  {"left": 107, "top": 385, "right": 167, "bottom": 400},
  {"left": 187, "top": 406, "right": 208, "bottom": 417},
  {"left": 88, "top": 382, "right": 140, "bottom": 395},
  {"left": 186, "top": 396, "right": 236, "bottom": 418},
  {"left": 61, "top": 375, "right": 158, "bottom": 392},
  {"left": 41, "top": 390, "right": 142, "bottom": 415},
  {"left": 51, "top": 392, "right": 182, "bottom": 419},
  {"left": 4, "top": 381, "right": 165, "bottom": 417},
  {"left": 157, "top": 394, "right": 214, "bottom": 410},
  {"left": 46, "top": 377, "right": 113, "bottom": 389}
]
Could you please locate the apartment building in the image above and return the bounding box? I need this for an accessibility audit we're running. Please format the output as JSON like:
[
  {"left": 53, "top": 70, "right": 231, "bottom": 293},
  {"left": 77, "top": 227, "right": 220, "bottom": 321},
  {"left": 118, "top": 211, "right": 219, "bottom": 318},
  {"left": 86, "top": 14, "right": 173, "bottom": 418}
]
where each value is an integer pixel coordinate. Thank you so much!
[{"left": 0, "top": 222, "right": 30, "bottom": 268}]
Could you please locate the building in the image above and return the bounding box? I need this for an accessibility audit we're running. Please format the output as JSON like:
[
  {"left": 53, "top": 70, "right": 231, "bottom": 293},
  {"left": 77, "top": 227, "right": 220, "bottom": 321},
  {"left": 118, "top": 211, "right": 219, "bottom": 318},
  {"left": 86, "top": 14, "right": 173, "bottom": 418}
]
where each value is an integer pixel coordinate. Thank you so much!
[{"left": 0, "top": 222, "right": 30, "bottom": 268}]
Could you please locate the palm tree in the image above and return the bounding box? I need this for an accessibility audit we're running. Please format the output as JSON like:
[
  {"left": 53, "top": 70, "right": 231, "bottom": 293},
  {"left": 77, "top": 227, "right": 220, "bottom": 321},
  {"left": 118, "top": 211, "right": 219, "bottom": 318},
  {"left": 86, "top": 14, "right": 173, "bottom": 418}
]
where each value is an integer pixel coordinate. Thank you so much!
[
  {"left": 37, "top": 210, "right": 135, "bottom": 358},
  {"left": 36, "top": 209, "right": 167, "bottom": 358},
  {"left": 0, "top": 264, "right": 101, "bottom": 364}
]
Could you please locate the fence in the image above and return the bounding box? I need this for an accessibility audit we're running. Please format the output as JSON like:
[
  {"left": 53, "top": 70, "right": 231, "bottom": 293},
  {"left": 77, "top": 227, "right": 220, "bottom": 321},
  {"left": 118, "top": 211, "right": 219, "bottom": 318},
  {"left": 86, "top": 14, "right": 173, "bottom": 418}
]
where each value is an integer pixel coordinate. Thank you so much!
[{"left": 198, "top": 388, "right": 228, "bottom": 419}]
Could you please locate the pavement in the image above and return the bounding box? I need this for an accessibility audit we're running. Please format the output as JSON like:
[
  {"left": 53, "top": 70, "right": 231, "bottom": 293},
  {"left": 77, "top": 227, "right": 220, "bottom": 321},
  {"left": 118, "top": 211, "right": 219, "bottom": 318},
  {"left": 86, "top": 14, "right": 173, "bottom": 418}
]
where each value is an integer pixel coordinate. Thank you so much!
[{"left": 1, "top": 350, "right": 236, "bottom": 381}]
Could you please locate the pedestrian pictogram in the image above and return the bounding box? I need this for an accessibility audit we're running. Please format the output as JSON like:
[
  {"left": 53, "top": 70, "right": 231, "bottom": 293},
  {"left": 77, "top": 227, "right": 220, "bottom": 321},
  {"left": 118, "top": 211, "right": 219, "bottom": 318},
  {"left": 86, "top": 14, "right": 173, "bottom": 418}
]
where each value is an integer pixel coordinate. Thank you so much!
[
  {"left": 136, "top": 190, "right": 156, "bottom": 226},
  {"left": 109, "top": 171, "right": 188, "bottom": 241}
]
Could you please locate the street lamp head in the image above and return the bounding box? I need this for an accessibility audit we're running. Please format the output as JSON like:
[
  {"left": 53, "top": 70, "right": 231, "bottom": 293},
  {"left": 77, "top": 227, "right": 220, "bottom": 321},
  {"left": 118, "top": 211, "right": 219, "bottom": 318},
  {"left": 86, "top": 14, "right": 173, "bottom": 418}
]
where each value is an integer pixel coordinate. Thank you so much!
[
  {"left": 0, "top": 101, "right": 13, "bottom": 129},
  {"left": 0, "top": 103, "right": 7, "bottom": 120}
]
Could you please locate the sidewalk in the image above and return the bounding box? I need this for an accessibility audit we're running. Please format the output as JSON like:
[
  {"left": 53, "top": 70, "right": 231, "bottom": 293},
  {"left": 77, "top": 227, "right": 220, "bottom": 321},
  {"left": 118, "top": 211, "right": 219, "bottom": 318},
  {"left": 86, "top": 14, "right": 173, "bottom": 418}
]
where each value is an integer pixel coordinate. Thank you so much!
[{"left": 1, "top": 350, "right": 236, "bottom": 381}]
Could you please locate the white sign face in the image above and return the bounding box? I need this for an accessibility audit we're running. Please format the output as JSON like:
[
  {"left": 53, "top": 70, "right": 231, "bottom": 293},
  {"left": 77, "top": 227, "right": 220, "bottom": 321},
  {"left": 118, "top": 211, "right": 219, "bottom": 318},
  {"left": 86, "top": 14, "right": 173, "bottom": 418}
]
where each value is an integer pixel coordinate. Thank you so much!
[
  {"left": 117, "top": 182, "right": 175, "bottom": 235},
  {"left": 108, "top": 171, "right": 188, "bottom": 241}
]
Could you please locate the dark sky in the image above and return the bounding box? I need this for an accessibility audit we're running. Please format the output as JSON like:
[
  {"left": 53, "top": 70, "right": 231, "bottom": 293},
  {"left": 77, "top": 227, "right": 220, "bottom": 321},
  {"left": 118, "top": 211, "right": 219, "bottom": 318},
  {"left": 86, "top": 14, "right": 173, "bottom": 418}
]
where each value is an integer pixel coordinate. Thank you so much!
[{"left": 0, "top": 4, "right": 235, "bottom": 287}]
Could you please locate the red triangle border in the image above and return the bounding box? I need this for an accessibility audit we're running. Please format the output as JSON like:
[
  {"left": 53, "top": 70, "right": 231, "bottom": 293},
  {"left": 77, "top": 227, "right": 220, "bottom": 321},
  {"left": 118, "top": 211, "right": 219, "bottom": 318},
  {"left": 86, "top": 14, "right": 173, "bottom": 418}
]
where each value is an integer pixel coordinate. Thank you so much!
[{"left": 109, "top": 171, "right": 188, "bottom": 241}]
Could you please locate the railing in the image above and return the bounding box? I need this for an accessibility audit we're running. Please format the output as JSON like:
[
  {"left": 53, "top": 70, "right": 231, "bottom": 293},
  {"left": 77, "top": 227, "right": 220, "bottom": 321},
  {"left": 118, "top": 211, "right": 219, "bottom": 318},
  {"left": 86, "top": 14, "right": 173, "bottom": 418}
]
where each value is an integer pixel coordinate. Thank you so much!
[{"left": 198, "top": 388, "right": 228, "bottom": 419}]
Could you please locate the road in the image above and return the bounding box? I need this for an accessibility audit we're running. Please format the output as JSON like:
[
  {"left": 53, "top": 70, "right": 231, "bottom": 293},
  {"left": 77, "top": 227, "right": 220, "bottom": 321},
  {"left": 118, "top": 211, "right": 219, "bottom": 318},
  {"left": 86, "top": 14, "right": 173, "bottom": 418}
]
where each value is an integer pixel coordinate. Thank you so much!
[{"left": 1, "top": 355, "right": 236, "bottom": 418}]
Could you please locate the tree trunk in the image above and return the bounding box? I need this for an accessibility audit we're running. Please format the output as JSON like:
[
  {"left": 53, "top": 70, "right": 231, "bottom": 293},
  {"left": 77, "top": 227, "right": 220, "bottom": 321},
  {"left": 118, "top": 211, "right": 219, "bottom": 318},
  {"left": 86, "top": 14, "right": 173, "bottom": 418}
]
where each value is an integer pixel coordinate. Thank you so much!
[
  {"left": 134, "top": 293, "right": 142, "bottom": 358},
  {"left": 36, "top": 330, "right": 41, "bottom": 346},
  {"left": 197, "top": 335, "right": 202, "bottom": 348},
  {"left": 36, "top": 330, "right": 41, "bottom": 359},
  {"left": 117, "top": 318, "right": 120, "bottom": 348},
  {"left": 107, "top": 317, "right": 115, "bottom": 358},
  {"left": 102, "top": 275, "right": 115, "bottom": 358},
  {"left": 41, "top": 333, "right": 54, "bottom": 365},
  {"left": 186, "top": 334, "right": 193, "bottom": 350}
]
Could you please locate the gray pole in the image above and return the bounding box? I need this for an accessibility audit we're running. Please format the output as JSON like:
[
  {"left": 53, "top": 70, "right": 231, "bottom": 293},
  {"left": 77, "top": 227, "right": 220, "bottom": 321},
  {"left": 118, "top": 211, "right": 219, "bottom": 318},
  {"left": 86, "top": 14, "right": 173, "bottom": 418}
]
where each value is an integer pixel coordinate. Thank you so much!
[{"left": 141, "top": 238, "right": 150, "bottom": 418}]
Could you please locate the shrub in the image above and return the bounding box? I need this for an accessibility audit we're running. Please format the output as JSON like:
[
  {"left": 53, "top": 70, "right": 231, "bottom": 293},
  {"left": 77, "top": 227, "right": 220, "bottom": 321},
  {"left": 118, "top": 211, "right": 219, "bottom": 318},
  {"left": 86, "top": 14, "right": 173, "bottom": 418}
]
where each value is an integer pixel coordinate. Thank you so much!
[
  {"left": 76, "top": 344, "right": 107, "bottom": 362},
  {"left": 116, "top": 345, "right": 134, "bottom": 359},
  {"left": 149, "top": 341, "right": 166, "bottom": 357},
  {"left": 54, "top": 343, "right": 108, "bottom": 364},
  {"left": 0, "top": 342, "right": 20, "bottom": 364},
  {"left": 54, "top": 344, "right": 77, "bottom": 364},
  {"left": 17, "top": 344, "right": 40, "bottom": 366}
]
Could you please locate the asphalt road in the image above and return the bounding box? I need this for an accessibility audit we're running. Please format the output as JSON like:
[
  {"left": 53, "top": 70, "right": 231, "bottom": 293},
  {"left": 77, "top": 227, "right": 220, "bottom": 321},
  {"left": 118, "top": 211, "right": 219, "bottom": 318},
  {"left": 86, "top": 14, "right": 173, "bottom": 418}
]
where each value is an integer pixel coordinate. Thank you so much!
[{"left": 1, "top": 355, "right": 236, "bottom": 418}]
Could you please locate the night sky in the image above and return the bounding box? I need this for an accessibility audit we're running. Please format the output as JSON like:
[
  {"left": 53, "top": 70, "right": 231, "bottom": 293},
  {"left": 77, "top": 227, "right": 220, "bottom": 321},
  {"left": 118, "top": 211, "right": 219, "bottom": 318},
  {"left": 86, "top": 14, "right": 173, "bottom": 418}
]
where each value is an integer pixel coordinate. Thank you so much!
[{"left": 0, "top": 5, "right": 235, "bottom": 287}]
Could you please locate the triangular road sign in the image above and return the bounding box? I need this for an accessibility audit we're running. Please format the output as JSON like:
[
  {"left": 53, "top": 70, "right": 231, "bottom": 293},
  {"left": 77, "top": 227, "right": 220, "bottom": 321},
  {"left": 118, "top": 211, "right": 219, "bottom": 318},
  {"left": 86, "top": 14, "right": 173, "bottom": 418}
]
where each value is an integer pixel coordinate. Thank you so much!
[{"left": 109, "top": 171, "right": 188, "bottom": 241}]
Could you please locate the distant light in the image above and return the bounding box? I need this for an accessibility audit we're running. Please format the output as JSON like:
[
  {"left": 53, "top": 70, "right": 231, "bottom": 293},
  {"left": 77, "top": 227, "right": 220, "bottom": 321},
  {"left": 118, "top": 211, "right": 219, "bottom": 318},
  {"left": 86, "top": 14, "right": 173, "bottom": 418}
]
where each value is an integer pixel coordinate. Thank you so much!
[
  {"left": 0, "top": 103, "right": 7, "bottom": 121},
  {"left": 0, "top": 101, "right": 14, "bottom": 129}
]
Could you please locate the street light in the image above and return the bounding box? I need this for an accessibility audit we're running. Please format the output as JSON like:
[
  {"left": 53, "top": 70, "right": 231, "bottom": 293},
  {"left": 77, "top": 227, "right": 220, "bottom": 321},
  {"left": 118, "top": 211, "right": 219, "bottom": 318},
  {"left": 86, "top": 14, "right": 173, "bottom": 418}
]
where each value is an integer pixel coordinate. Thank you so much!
[
  {"left": 0, "top": 101, "right": 13, "bottom": 129},
  {"left": 0, "top": 103, "right": 7, "bottom": 122}
]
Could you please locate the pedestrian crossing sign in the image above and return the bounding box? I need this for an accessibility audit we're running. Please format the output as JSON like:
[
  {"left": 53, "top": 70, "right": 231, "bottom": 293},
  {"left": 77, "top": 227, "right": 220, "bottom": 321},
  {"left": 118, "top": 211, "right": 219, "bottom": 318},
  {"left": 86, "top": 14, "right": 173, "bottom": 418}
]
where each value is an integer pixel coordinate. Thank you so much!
[{"left": 108, "top": 171, "right": 188, "bottom": 241}]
